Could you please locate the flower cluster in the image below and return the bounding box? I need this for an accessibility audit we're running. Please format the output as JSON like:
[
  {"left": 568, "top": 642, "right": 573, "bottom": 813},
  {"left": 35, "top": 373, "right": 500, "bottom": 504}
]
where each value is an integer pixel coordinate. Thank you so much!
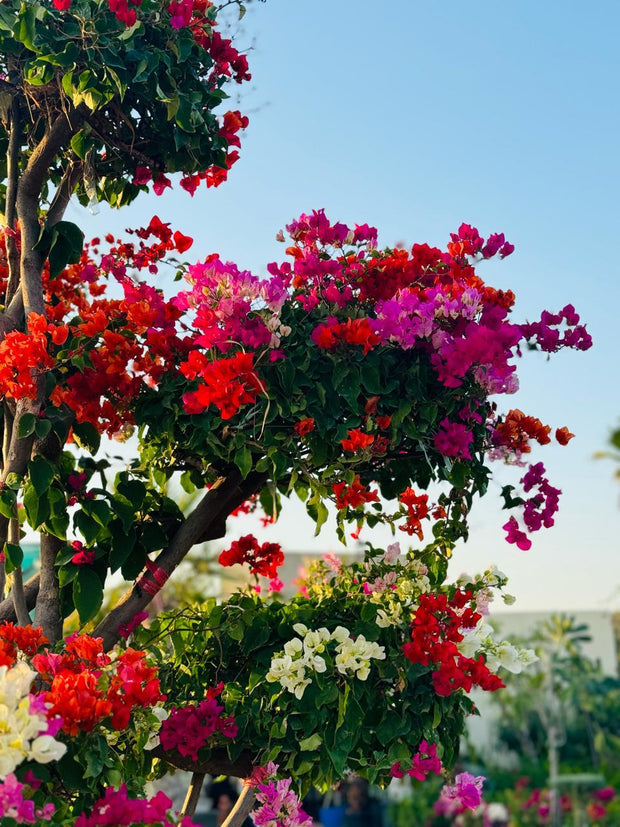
[
  {"left": 520, "top": 304, "right": 592, "bottom": 353},
  {"left": 159, "top": 685, "right": 237, "bottom": 761},
  {"left": 0, "top": 625, "right": 164, "bottom": 741},
  {"left": 180, "top": 350, "right": 263, "bottom": 419},
  {"left": 0, "top": 661, "right": 66, "bottom": 778},
  {"left": 73, "top": 784, "right": 200, "bottom": 827},
  {"left": 0, "top": 773, "right": 55, "bottom": 824},
  {"left": 402, "top": 591, "right": 505, "bottom": 696},
  {"left": 503, "top": 461, "right": 562, "bottom": 551},
  {"left": 389, "top": 740, "right": 443, "bottom": 781},
  {"left": 457, "top": 618, "right": 538, "bottom": 673},
  {"left": 435, "top": 772, "right": 485, "bottom": 815},
  {"left": 219, "top": 534, "right": 284, "bottom": 579},
  {"left": 250, "top": 762, "right": 313, "bottom": 827},
  {"left": 266, "top": 623, "right": 385, "bottom": 699}
]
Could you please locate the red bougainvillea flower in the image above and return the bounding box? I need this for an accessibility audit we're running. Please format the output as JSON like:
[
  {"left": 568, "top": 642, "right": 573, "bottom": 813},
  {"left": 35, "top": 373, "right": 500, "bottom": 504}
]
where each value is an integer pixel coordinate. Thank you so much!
[
  {"left": 341, "top": 429, "right": 374, "bottom": 452},
  {"left": 294, "top": 418, "right": 315, "bottom": 436},
  {"left": 332, "top": 476, "right": 379, "bottom": 510},
  {"left": 399, "top": 488, "right": 430, "bottom": 539},
  {"left": 403, "top": 591, "right": 504, "bottom": 697},
  {"left": 181, "top": 351, "right": 263, "bottom": 419},
  {"left": 219, "top": 534, "right": 284, "bottom": 579},
  {"left": 311, "top": 317, "right": 380, "bottom": 354},
  {"left": 0, "top": 623, "right": 48, "bottom": 666}
]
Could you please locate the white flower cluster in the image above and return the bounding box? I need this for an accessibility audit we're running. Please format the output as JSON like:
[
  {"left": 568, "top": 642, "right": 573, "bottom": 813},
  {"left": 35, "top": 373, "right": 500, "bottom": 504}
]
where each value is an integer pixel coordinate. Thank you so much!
[
  {"left": 266, "top": 624, "right": 386, "bottom": 699},
  {"left": 0, "top": 662, "right": 67, "bottom": 777},
  {"left": 456, "top": 565, "right": 515, "bottom": 614},
  {"left": 457, "top": 618, "right": 538, "bottom": 674}
]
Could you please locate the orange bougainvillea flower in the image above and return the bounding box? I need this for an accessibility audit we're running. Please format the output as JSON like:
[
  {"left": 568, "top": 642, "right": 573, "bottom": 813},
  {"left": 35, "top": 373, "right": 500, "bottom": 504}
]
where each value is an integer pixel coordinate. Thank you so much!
[
  {"left": 341, "top": 429, "right": 374, "bottom": 452},
  {"left": 555, "top": 426, "right": 575, "bottom": 445}
]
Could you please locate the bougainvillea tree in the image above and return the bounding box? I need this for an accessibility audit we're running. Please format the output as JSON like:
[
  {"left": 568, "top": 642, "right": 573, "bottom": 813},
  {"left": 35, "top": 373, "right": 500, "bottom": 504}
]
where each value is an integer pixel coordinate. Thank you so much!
[{"left": 0, "top": 0, "right": 593, "bottom": 824}]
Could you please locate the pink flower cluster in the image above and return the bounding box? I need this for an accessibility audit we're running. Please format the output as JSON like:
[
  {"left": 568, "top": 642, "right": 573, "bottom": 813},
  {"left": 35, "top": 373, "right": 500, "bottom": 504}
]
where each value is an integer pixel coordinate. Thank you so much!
[
  {"left": 435, "top": 772, "right": 485, "bottom": 816},
  {"left": 448, "top": 223, "right": 514, "bottom": 260},
  {"left": 433, "top": 418, "right": 474, "bottom": 460},
  {"left": 159, "top": 689, "right": 237, "bottom": 761},
  {"left": 250, "top": 763, "right": 313, "bottom": 827},
  {"left": 503, "top": 462, "right": 561, "bottom": 551},
  {"left": 0, "top": 773, "right": 55, "bottom": 824},
  {"left": 74, "top": 785, "right": 199, "bottom": 827},
  {"left": 389, "top": 740, "right": 443, "bottom": 781},
  {"left": 173, "top": 255, "right": 287, "bottom": 353},
  {"left": 520, "top": 304, "right": 592, "bottom": 353}
]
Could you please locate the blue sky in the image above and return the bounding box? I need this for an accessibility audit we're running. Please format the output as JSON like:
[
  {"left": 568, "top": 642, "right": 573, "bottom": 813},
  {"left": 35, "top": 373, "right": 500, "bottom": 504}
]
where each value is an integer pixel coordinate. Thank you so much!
[{"left": 73, "top": 0, "right": 620, "bottom": 613}]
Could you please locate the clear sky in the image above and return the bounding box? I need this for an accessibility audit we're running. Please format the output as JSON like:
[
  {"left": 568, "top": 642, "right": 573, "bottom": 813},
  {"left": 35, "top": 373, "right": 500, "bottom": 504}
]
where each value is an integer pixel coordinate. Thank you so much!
[{"left": 71, "top": 0, "right": 620, "bottom": 614}]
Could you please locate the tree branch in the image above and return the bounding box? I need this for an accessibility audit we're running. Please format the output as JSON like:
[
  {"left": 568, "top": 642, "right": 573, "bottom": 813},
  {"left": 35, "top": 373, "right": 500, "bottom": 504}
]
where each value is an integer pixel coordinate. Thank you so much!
[
  {"left": 94, "top": 471, "right": 268, "bottom": 651},
  {"left": 0, "top": 572, "right": 38, "bottom": 622},
  {"left": 5, "top": 95, "right": 22, "bottom": 304},
  {"left": 153, "top": 745, "right": 254, "bottom": 778},
  {"left": 46, "top": 159, "right": 83, "bottom": 227},
  {"left": 180, "top": 773, "right": 206, "bottom": 819},
  {"left": 9, "top": 518, "right": 29, "bottom": 626},
  {"left": 222, "top": 783, "right": 257, "bottom": 827},
  {"left": 17, "top": 106, "right": 84, "bottom": 317},
  {"left": 34, "top": 533, "right": 63, "bottom": 643}
]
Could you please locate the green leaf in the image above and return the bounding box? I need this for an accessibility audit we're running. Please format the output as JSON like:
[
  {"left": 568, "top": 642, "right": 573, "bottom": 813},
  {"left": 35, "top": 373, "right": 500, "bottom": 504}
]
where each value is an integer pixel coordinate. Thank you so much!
[
  {"left": 72, "top": 421, "right": 101, "bottom": 455},
  {"left": 299, "top": 733, "right": 322, "bottom": 751},
  {"left": 28, "top": 456, "right": 55, "bottom": 496},
  {"left": 74, "top": 509, "right": 100, "bottom": 545},
  {"left": 116, "top": 476, "right": 147, "bottom": 510},
  {"left": 4, "top": 473, "right": 22, "bottom": 491},
  {"left": 234, "top": 445, "right": 252, "bottom": 479},
  {"left": 58, "top": 565, "right": 77, "bottom": 588},
  {"left": 141, "top": 522, "right": 167, "bottom": 552},
  {"left": 70, "top": 130, "right": 88, "bottom": 160},
  {"left": 23, "top": 483, "right": 50, "bottom": 529},
  {"left": 34, "top": 418, "right": 52, "bottom": 439},
  {"left": 73, "top": 567, "right": 104, "bottom": 625},
  {"left": 47, "top": 221, "right": 85, "bottom": 277},
  {"left": 0, "top": 4, "right": 15, "bottom": 31},
  {"left": 16, "top": 4, "right": 36, "bottom": 51},
  {"left": 17, "top": 413, "right": 36, "bottom": 438},
  {"left": 4, "top": 543, "right": 23, "bottom": 575},
  {"left": 0, "top": 489, "right": 16, "bottom": 519},
  {"left": 336, "top": 685, "right": 350, "bottom": 730},
  {"left": 109, "top": 524, "right": 136, "bottom": 572}
]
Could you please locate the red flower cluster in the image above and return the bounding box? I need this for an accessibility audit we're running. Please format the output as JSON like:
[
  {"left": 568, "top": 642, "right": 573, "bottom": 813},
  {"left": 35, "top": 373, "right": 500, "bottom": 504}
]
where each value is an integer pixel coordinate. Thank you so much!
[
  {"left": 0, "top": 626, "right": 165, "bottom": 737},
  {"left": 181, "top": 351, "right": 263, "bottom": 419},
  {"left": 218, "top": 534, "right": 284, "bottom": 579},
  {"left": 311, "top": 317, "right": 380, "bottom": 354},
  {"left": 159, "top": 687, "right": 237, "bottom": 761},
  {"left": 341, "top": 429, "right": 374, "bottom": 453},
  {"left": 403, "top": 591, "right": 504, "bottom": 696},
  {"left": 0, "top": 622, "right": 49, "bottom": 666},
  {"left": 398, "top": 488, "right": 430, "bottom": 539},
  {"left": 332, "top": 476, "right": 379, "bottom": 510},
  {"left": 294, "top": 417, "right": 315, "bottom": 436},
  {"left": 0, "top": 313, "right": 60, "bottom": 401}
]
